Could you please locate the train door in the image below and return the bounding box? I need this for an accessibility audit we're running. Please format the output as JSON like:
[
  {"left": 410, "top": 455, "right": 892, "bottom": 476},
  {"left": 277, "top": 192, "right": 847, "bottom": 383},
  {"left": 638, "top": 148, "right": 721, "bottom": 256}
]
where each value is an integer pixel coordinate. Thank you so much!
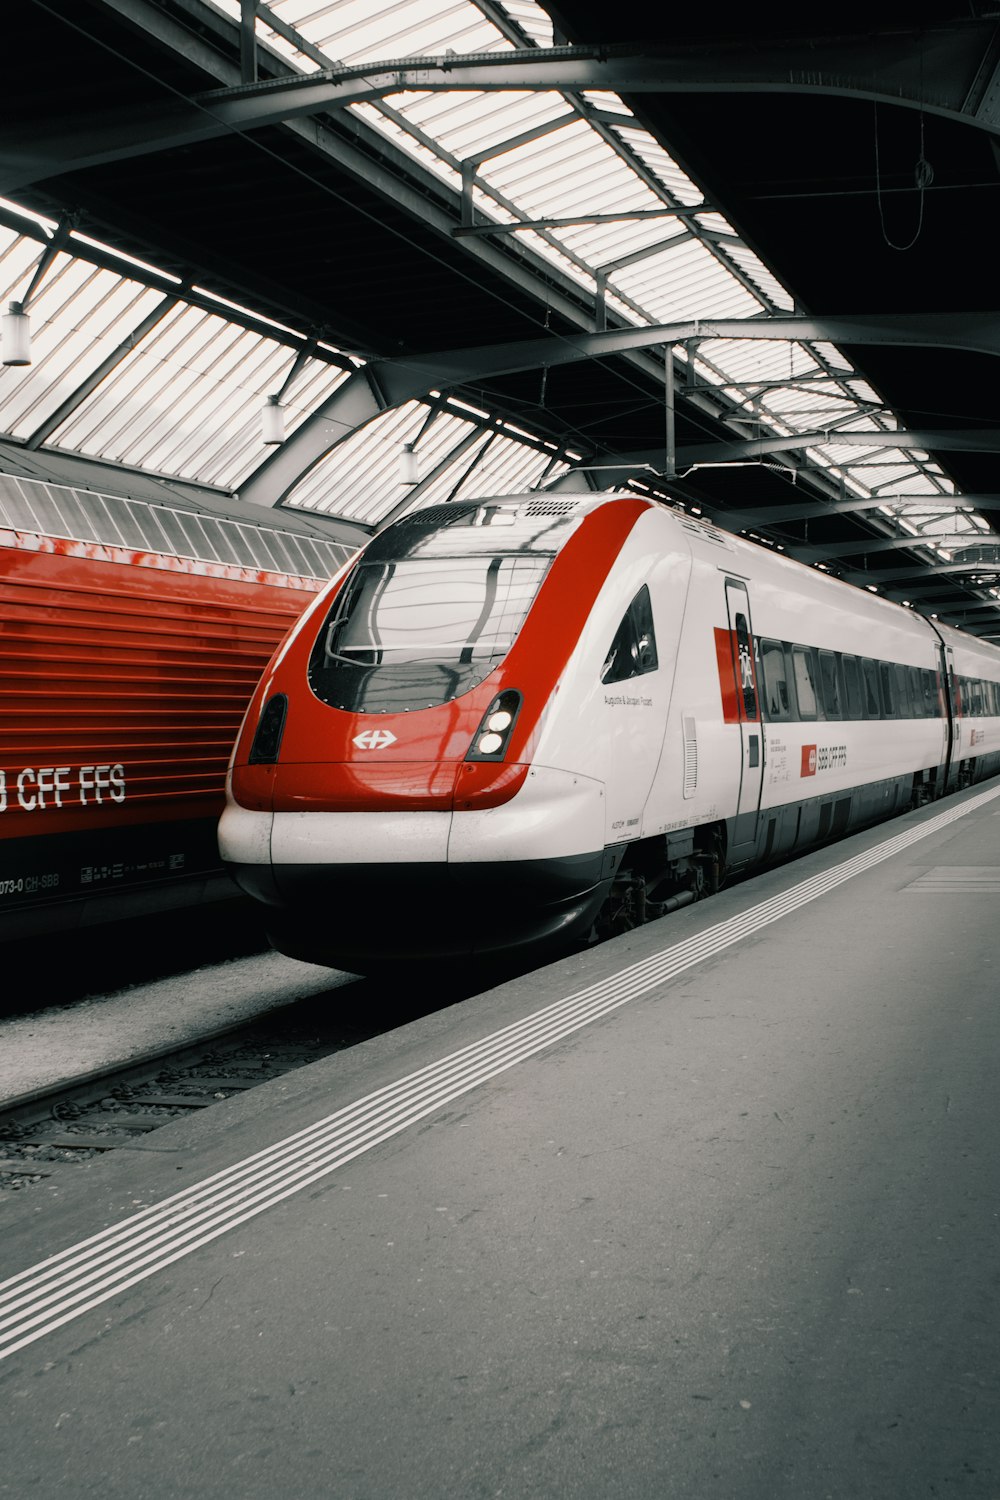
[
  {"left": 942, "top": 642, "right": 962, "bottom": 791},
  {"left": 724, "top": 579, "right": 764, "bottom": 852}
]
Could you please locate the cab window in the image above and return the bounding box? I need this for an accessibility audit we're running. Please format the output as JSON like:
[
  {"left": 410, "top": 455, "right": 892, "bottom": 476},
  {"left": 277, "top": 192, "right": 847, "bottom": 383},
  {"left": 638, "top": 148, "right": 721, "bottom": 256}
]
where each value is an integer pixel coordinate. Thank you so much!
[{"left": 601, "top": 585, "right": 659, "bottom": 685}]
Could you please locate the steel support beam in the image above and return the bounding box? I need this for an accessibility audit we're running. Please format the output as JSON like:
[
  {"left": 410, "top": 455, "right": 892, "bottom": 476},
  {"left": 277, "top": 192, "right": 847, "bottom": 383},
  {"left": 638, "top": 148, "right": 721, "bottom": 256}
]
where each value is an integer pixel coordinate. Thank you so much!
[
  {"left": 785, "top": 535, "right": 983, "bottom": 563},
  {"left": 237, "top": 318, "right": 1000, "bottom": 507},
  {"left": 604, "top": 426, "right": 1000, "bottom": 480},
  {"left": 724, "top": 494, "right": 1000, "bottom": 527},
  {"left": 845, "top": 559, "right": 1000, "bottom": 584},
  {"left": 6, "top": 26, "right": 1000, "bottom": 188}
]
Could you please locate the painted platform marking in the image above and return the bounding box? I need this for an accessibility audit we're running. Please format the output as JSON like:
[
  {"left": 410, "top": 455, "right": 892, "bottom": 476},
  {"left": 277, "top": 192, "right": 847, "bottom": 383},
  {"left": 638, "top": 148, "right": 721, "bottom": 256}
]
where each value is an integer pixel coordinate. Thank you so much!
[{"left": 3, "top": 782, "right": 1000, "bottom": 1363}]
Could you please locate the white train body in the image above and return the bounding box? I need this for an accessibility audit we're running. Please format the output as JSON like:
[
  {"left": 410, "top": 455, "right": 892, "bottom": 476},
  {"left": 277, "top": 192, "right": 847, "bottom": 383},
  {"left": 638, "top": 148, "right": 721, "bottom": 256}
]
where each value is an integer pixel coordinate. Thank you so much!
[{"left": 219, "top": 492, "right": 1000, "bottom": 970}]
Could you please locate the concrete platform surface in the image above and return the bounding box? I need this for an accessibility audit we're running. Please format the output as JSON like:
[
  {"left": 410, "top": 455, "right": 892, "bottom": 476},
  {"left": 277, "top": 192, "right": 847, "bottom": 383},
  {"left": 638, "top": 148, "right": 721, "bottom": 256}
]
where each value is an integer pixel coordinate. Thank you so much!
[{"left": 2, "top": 782, "right": 999, "bottom": 1499}]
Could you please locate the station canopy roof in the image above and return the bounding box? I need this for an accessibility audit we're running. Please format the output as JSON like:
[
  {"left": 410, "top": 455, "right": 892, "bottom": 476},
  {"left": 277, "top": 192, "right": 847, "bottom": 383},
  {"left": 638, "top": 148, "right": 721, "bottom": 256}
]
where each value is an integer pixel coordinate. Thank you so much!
[{"left": 2, "top": 0, "right": 1000, "bottom": 633}]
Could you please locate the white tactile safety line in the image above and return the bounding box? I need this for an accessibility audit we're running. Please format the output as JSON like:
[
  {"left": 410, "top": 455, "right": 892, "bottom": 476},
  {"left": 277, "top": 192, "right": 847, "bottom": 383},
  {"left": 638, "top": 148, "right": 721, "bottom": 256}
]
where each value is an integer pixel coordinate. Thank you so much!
[{"left": 3, "top": 782, "right": 999, "bottom": 1362}]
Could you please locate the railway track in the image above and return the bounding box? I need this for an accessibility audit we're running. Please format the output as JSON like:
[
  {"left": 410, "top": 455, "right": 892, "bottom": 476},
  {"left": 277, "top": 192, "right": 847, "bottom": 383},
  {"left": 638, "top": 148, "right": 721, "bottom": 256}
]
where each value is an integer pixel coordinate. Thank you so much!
[
  {"left": 0, "top": 1013, "right": 355, "bottom": 1196},
  {"left": 0, "top": 952, "right": 537, "bottom": 1197}
]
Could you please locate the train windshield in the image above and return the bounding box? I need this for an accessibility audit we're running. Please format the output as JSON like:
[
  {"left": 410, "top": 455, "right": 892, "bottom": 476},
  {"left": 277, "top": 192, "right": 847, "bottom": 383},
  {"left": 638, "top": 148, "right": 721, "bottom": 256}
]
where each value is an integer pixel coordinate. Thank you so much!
[
  {"left": 308, "top": 497, "right": 583, "bottom": 712},
  {"left": 308, "top": 553, "right": 551, "bottom": 712}
]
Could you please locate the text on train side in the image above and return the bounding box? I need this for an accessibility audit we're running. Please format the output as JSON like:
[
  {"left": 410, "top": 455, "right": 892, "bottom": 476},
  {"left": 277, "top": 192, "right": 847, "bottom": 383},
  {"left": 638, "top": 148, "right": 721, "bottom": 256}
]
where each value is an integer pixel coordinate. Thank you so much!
[{"left": 0, "top": 764, "right": 126, "bottom": 812}]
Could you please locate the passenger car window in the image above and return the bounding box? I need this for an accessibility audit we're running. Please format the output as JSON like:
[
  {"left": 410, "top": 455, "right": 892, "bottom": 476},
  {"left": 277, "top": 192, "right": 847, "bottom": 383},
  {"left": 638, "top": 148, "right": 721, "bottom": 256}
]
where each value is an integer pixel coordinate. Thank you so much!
[
  {"left": 861, "top": 659, "right": 881, "bottom": 717},
  {"left": 792, "top": 647, "right": 818, "bottom": 719},
  {"left": 601, "top": 585, "right": 659, "bottom": 685},
  {"left": 760, "top": 640, "right": 791, "bottom": 719},
  {"left": 818, "top": 651, "right": 841, "bottom": 718},
  {"left": 894, "top": 664, "right": 912, "bottom": 717},
  {"left": 922, "top": 669, "right": 938, "bottom": 717},
  {"left": 842, "top": 655, "right": 863, "bottom": 718},
  {"left": 879, "top": 662, "right": 896, "bottom": 716}
]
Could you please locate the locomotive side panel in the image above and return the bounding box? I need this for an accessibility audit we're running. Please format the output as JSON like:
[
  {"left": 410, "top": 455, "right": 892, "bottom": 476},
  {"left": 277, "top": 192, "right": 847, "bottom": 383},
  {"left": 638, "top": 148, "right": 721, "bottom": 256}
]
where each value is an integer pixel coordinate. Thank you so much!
[
  {"left": 0, "top": 537, "right": 318, "bottom": 934},
  {"left": 744, "top": 546, "right": 947, "bottom": 832},
  {"left": 514, "top": 507, "right": 695, "bottom": 848}
]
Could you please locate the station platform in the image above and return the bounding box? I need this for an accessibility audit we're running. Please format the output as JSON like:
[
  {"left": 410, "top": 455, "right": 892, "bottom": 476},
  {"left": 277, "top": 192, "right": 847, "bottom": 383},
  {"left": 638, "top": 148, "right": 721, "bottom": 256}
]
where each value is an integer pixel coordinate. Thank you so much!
[{"left": 3, "top": 781, "right": 999, "bottom": 1499}]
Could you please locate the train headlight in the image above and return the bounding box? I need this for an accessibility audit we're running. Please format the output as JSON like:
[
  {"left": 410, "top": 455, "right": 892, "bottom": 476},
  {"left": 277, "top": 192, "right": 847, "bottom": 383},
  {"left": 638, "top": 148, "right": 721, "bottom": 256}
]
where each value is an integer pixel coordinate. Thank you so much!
[{"left": 466, "top": 690, "right": 522, "bottom": 762}]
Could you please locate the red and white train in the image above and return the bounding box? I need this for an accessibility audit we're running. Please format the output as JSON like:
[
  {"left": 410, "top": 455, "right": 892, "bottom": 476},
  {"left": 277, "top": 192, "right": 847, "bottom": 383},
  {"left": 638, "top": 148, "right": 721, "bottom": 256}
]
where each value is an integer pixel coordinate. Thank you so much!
[
  {"left": 219, "top": 490, "right": 1000, "bottom": 972},
  {"left": 0, "top": 470, "right": 352, "bottom": 939}
]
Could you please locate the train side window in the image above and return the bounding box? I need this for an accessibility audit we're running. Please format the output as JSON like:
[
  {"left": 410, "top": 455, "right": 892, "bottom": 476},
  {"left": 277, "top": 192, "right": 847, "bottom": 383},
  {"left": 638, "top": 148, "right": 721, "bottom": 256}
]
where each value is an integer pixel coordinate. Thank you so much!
[
  {"left": 922, "top": 669, "right": 938, "bottom": 717},
  {"left": 760, "top": 639, "right": 792, "bottom": 720},
  {"left": 879, "top": 662, "right": 896, "bottom": 717},
  {"left": 894, "top": 664, "right": 912, "bottom": 717},
  {"left": 818, "top": 651, "right": 842, "bottom": 719},
  {"left": 601, "top": 585, "right": 659, "bottom": 685},
  {"left": 792, "top": 647, "right": 818, "bottom": 719},
  {"left": 861, "top": 658, "right": 881, "bottom": 717},
  {"left": 842, "top": 655, "right": 863, "bottom": 718}
]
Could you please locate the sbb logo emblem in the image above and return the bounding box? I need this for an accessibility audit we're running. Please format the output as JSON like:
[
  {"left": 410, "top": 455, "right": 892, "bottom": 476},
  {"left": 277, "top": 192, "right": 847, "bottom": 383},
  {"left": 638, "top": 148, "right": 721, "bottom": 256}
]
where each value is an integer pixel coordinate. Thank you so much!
[
  {"left": 801, "top": 744, "right": 817, "bottom": 777},
  {"left": 353, "top": 729, "right": 397, "bottom": 750}
]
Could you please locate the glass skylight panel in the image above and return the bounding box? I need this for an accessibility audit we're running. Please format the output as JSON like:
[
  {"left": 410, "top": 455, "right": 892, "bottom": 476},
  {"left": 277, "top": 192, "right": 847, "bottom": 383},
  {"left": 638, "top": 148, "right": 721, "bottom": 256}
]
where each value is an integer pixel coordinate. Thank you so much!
[
  {"left": 698, "top": 338, "right": 806, "bottom": 388},
  {"left": 487, "top": 118, "right": 644, "bottom": 212},
  {"left": 285, "top": 400, "right": 475, "bottom": 521},
  {"left": 498, "top": 0, "right": 554, "bottom": 47},
  {"left": 398, "top": 88, "right": 568, "bottom": 160},
  {"left": 516, "top": 231, "right": 596, "bottom": 295},
  {"left": 579, "top": 91, "right": 635, "bottom": 118},
  {"left": 725, "top": 245, "right": 794, "bottom": 312},
  {"left": 438, "top": 430, "right": 558, "bottom": 505},
  {"left": 350, "top": 101, "right": 463, "bottom": 192},
  {"left": 587, "top": 220, "right": 691, "bottom": 270},
  {"left": 615, "top": 241, "right": 764, "bottom": 324},
  {"left": 0, "top": 229, "right": 49, "bottom": 299},
  {"left": 275, "top": 0, "right": 505, "bottom": 64},
  {"left": 2, "top": 283, "right": 169, "bottom": 440},
  {"left": 610, "top": 127, "right": 706, "bottom": 207},
  {"left": 2, "top": 252, "right": 142, "bottom": 422},
  {"left": 40, "top": 299, "right": 348, "bottom": 488}
]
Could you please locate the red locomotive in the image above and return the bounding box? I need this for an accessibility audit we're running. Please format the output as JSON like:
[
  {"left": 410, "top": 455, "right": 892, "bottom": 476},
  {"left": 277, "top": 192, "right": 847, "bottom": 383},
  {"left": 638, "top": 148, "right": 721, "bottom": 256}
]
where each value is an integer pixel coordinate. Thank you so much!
[{"left": 0, "top": 472, "right": 352, "bottom": 938}]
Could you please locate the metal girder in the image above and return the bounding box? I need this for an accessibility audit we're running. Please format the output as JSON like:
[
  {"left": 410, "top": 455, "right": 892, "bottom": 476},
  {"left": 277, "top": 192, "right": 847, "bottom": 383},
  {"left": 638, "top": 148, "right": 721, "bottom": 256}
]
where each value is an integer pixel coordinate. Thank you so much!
[
  {"left": 923, "top": 598, "right": 1000, "bottom": 612},
  {"left": 454, "top": 207, "right": 708, "bottom": 236},
  {"left": 785, "top": 535, "right": 980, "bottom": 563},
  {"left": 237, "top": 317, "right": 1000, "bottom": 506},
  {"left": 609, "top": 425, "right": 1000, "bottom": 477},
  {"left": 846, "top": 559, "right": 1000, "bottom": 584},
  {"left": 24, "top": 294, "right": 180, "bottom": 450},
  {"left": 7, "top": 27, "right": 1000, "bottom": 189},
  {"left": 726, "top": 494, "right": 1000, "bottom": 527}
]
